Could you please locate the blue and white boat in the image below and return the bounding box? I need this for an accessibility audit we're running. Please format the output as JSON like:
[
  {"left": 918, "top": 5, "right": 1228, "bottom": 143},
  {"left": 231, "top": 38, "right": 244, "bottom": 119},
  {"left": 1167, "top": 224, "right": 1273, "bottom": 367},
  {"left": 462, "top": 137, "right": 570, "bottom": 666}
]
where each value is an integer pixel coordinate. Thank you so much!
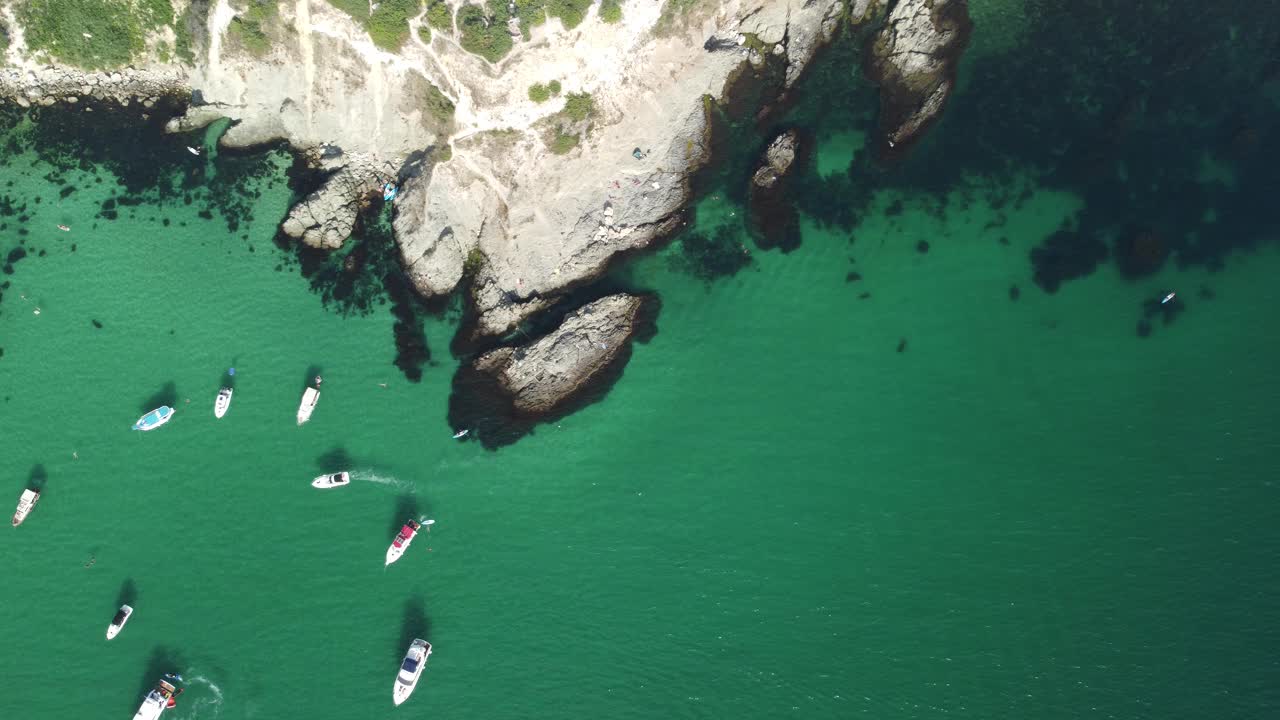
[
  {"left": 133, "top": 406, "right": 175, "bottom": 431},
  {"left": 383, "top": 182, "right": 398, "bottom": 201}
]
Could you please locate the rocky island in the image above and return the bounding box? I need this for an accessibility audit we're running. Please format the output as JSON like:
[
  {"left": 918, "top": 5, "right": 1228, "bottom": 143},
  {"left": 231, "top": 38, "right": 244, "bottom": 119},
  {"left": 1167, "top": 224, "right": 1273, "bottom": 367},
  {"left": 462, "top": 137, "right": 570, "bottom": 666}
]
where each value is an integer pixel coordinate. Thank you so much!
[{"left": 0, "top": 0, "right": 970, "bottom": 443}]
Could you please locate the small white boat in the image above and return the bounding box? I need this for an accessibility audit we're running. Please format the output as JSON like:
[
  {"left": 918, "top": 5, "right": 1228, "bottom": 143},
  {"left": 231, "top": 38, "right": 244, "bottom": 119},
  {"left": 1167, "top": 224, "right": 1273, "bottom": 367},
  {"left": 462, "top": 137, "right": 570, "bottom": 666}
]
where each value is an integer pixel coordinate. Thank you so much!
[
  {"left": 12, "top": 488, "right": 39, "bottom": 526},
  {"left": 297, "top": 376, "right": 321, "bottom": 425},
  {"left": 452, "top": 429, "right": 469, "bottom": 439},
  {"left": 1161, "top": 291, "right": 1176, "bottom": 304},
  {"left": 311, "top": 472, "right": 351, "bottom": 489},
  {"left": 133, "top": 406, "right": 175, "bottom": 432},
  {"left": 106, "top": 604, "right": 133, "bottom": 640},
  {"left": 214, "top": 387, "right": 233, "bottom": 418},
  {"left": 385, "top": 520, "right": 422, "bottom": 566},
  {"left": 392, "top": 639, "right": 432, "bottom": 706},
  {"left": 186, "top": 146, "right": 201, "bottom": 156},
  {"left": 133, "top": 678, "right": 179, "bottom": 720}
]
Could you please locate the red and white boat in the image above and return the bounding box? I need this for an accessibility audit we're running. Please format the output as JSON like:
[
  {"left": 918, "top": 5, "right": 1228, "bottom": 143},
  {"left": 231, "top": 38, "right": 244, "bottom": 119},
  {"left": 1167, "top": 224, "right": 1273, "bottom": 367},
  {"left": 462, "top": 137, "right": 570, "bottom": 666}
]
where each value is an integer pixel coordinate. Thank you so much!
[{"left": 385, "top": 519, "right": 433, "bottom": 566}]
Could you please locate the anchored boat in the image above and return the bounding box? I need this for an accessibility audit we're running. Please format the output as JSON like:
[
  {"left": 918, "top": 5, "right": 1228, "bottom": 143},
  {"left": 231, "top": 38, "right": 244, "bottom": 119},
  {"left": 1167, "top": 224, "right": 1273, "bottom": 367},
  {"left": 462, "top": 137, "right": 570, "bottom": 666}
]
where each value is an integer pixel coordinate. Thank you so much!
[
  {"left": 214, "top": 387, "right": 233, "bottom": 418},
  {"left": 106, "top": 604, "right": 133, "bottom": 640},
  {"left": 392, "top": 639, "right": 432, "bottom": 706},
  {"left": 385, "top": 519, "right": 434, "bottom": 566},
  {"left": 383, "top": 182, "right": 398, "bottom": 201},
  {"left": 132, "top": 678, "right": 180, "bottom": 720},
  {"left": 297, "top": 376, "right": 322, "bottom": 425},
  {"left": 12, "top": 488, "right": 38, "bottom": 526},
  {"left": 133, "top": 406, "right": 175, "bottom": 432},
  {"left": 311, "top": 472, "right": 351, "bottom": 489}
]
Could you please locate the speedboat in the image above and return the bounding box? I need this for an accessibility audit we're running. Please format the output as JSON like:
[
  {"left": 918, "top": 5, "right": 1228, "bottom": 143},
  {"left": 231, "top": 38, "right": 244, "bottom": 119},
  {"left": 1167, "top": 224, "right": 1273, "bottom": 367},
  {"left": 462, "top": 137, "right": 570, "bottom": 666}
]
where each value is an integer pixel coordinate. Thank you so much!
[
  {"left": 385, "top": 520, "right": 421, "bottom": 566},
  {"left": 133, "top": 678, "right": 179, "bottom": 720},
  {"left": 133, "top": 406, "right": 175, "bottom": 431},
  {"left": 214, "top": 387, "right": 233, "bottom": 418},
  {"left": 311, "top": 472, "right": 351, "bottom": 489},
  {"left": 106, "top": 604, "right": 133, "bottom": 640},
  {"left": 297, "top": 376, "right": 321, "bottom": 425},
  {"left": 12, "top": 488, "right": 38, "bottom": 526},
  {"left": 392, "top": 638, "right": 432, "bottom": 706},
  {"left": 383, "top": 182, "right": 398, "bottom": 201},
  {"left": 186, "top": 146, "right": 201, "bottom": 156},
  {"left": 452, "top": 429, "right": 469, "bottom": 439}
]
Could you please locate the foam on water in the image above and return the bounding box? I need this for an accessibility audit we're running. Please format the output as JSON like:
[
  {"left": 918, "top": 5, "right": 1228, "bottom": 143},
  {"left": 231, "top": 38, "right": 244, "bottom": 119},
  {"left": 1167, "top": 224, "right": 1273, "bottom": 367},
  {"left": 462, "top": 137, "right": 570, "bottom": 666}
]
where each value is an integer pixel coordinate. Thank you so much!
[
  {"left": 185, "top": 675, "right": 225, "bottom": 719},
  {"left": 350, "top": 470, "right": 414, "bottom": 491}
]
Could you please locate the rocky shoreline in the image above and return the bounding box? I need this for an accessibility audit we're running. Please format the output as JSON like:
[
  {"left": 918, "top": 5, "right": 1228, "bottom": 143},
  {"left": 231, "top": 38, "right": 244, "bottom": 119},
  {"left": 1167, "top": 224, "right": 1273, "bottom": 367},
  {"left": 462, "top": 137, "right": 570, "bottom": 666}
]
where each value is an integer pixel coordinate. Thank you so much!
[{"left": 0, "top": 1, "right": 974, "bottom": 447}]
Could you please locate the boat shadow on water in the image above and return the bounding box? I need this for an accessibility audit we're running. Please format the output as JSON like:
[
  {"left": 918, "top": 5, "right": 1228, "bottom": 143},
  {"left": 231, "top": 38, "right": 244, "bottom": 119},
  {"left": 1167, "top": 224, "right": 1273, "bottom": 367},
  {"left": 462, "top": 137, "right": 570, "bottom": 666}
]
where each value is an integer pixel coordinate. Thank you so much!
[
  {"left": 116, "top": 578, "right": 138, "bottom": 608},
  {"left": 302, "top": 366, "right": 323, "bottom": 389},
  {"left": 389, "top": 494, "right": 429, "bottom": 541},
  {"left": 316, "top": 447, "right": 354, "bottom": 472},
  {"left": 397, "top": 596, "right": 432, "bottom": 657},
  {"left": 139, "top": 382, "right": 178, "bottom": 413},
  {"left": 132, "top": 646, "right": 185, "bottom": 713},
  {"left": 26, "top": 464, "right": 47, "bottom": 492}
]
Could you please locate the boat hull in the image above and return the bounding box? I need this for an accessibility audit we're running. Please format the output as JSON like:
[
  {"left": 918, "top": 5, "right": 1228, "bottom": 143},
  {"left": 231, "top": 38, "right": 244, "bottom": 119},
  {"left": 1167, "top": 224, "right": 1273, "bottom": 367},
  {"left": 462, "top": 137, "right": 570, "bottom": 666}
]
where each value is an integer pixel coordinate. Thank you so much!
[
  {"left": 392, "top": 639, "right": 431, "bottom": 705},
  {"left": 133, "top": 407, "right": 175, "bottom": 432},
  {"left": 107, "top": 604, "right": 133, "bottom": 640},
  {"left": 297, "top": 387, "right": 319, "bottom": 425},
  {"left": 214, "top": 388, "right": 233, "bottom": 419},
  {"left": 311, "top": 472, "right": 351, "bottom": 489},
  {"left": 12, "top": 489, "right": 38, "bottom": 527}
]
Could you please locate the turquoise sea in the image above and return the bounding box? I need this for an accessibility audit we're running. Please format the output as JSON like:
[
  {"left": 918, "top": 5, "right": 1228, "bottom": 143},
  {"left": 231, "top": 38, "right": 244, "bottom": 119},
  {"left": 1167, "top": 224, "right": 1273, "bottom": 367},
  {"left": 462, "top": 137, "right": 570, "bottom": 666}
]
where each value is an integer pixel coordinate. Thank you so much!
[{"left": 2, "top": 4, "right": 1279, "bottom": 719}]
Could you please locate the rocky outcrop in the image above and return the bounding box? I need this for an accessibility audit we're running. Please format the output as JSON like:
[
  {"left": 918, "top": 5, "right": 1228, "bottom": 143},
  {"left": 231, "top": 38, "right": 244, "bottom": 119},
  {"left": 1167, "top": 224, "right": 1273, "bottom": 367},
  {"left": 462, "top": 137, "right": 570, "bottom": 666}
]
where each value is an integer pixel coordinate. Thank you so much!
[
  {"left": 748, "top": 129, "right": 803, "bottom": 251},
  {"left": 867, "top": 0, "right": 973, "bottom": 158},
  {"left": 281, "top": 152, "right": 399, "bottom": 250},
  {"left": 0, "top": 67, "right": 188, "bottom": 108},
  {"left": 470, "top": 293, "right": 652, "bottom": 415}
]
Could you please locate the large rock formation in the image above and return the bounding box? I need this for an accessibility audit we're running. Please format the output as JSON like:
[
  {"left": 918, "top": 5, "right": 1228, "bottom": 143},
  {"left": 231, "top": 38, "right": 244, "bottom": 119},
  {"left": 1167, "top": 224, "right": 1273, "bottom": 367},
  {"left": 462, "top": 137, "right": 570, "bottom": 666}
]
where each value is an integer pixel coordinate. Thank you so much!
[
  {"left": 470, "top": 293, "right": 652, "bottom": 415},
  {"left": 867, "top": 0, "right": 973, "bottom": 158},
  {"left": 280, "top": 151, "right": 398, "bottom": 249}
]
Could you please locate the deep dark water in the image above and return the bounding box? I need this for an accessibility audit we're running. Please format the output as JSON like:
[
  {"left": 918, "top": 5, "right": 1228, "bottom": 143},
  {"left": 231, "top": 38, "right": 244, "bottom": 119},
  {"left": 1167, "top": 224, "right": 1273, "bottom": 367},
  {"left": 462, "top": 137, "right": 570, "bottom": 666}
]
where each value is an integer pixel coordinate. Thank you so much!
[{"left": 775, "top": 2, "right": 1280, "bottom": 295}]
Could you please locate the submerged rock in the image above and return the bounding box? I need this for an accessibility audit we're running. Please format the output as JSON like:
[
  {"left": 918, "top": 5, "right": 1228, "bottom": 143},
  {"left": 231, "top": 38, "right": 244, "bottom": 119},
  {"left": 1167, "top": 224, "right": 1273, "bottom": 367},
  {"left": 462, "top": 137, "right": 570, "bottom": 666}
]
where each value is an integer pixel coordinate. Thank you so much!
[
  {"left": 866, "top": 0, "right": 973, "bottom": 159},
  {"left": 748, "top": 129, "right": 803, "bottom": 252}
]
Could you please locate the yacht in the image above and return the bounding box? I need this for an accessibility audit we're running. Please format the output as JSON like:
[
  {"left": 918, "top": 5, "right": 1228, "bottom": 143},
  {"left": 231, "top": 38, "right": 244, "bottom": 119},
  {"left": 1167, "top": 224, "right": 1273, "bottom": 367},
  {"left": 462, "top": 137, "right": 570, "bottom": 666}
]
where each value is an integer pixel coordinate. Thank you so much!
[
  {"left": 106, "top": 604, "right": 133, "bottom": 640},
  {"left": 12, "top": 488, "right": 38, "bottom": 526},
  {"left": 133, "top": 406, "right": 175, "bottom": 431},
  {"left": 132, "top": 678, "right": 179, "bottom": 720},
  {"left": 214, "top": 387, "right": 233, "bottom": 418},
  {"left": 385, "top": 520, "right": 421, "bottom": 566},
  {"left": 297, "top": 376, "right": 322, "bottom": 425},
  {"left": 392, "top": 639, "right": 432, "bottom": 706},
  {"left": 311, "top": 472, "right": 351, "bottom": 489}
]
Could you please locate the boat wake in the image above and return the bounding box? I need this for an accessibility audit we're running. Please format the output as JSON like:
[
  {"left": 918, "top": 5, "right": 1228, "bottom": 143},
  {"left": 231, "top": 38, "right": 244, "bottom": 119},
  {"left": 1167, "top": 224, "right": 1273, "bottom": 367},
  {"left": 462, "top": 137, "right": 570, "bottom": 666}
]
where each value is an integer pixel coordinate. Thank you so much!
[
  {"left": 185, "top": 674, "right": 225, "bottom": 718},
  {"left": 350, "top": 471, "right": 413, "bottom": 491}
]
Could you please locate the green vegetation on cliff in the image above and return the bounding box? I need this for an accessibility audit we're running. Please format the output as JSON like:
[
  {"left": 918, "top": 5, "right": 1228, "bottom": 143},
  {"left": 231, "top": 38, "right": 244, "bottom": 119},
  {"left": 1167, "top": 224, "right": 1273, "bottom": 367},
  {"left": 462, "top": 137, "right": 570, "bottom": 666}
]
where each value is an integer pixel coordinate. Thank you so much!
[
  {"left": 458, "top": 2, "right": 513, "bottom": 63},
  {"left": 599, "top": 0, "right": 622, "bottom": 24},
  {"left": 655, "top": 0, "right": 709, "bottom": 36},
  {"left": 228, "top": 0, "right": 278, "bottom": 58},
  {"left": 425, "top": 0, "right": 453, "bottom": 31},
  {"left": 327, "top": 0, "right": 419, "bottom": 51},
  {"left": 17, "top": 0, "right": 175, "bottom": 69}
]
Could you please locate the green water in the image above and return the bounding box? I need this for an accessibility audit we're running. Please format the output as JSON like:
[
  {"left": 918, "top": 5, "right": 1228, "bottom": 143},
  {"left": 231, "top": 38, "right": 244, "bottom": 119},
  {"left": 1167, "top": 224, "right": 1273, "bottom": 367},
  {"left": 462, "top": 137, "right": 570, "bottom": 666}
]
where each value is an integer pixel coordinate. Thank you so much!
[
  {"left": 2, "top": 144, "right": 1278, "bottom": 718},
  {"left": 3, "top": 9, "right": 1280, "bottom": 718}
]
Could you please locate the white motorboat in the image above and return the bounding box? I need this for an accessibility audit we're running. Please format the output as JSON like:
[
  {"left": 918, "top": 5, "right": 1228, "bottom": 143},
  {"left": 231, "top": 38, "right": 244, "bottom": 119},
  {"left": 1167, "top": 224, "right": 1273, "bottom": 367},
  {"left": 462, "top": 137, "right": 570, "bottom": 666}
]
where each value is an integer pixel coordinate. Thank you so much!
[
  {"left": 133, "top": 406, "right": 175, "bottom": 431},
  {"left": 311, "top": 472, "right": 351, "bottom": 489},
  {"left": 214, "top": 387, "right": 233, "bottom": 418},
  {"left": 297, "top": 376, "right": 321, "bottom": 425},
  {"left": 133, "top": 678, "right": 179, "bottom": 720},
  {"left": 106, "top": 604, "right": 133, "bottom": 640},
  {"left": 392, "top": 639, "right": 432, "bottom": 706},
  {"left": 385, "top": 520, "right": 422, "bottom": 566},
  {"left": 12, "top": 488, "right": 38, "bottom": 526}
]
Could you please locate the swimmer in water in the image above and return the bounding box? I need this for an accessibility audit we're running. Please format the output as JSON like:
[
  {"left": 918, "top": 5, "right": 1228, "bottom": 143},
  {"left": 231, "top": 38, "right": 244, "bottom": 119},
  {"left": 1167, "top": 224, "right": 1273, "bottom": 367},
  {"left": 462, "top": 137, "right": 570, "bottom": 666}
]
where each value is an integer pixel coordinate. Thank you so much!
[{"left": 84, "top": 555, "right": 96, "bottom": 568}]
